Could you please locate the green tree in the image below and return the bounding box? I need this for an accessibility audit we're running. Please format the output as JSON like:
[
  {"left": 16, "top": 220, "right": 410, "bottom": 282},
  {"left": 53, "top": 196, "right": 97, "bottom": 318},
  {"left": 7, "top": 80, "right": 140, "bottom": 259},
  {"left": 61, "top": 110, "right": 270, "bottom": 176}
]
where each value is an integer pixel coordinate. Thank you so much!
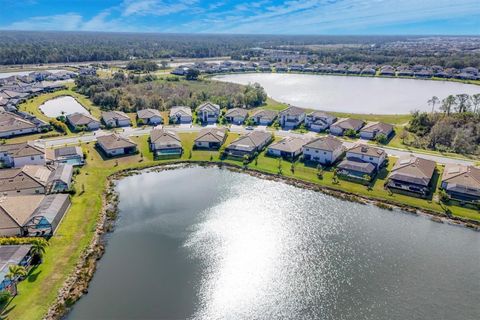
[
  {"left": 185, "top": 68, "right": 200, "bottom": 80},
  {"left": 440, "top": 95, "right": 456, "bottom": 115},
  {"left": 6, "top": 265, "right": 27, "bottom": 281},
  {"left": 427, "top": 96, "right": 440, "bottom": 113}
]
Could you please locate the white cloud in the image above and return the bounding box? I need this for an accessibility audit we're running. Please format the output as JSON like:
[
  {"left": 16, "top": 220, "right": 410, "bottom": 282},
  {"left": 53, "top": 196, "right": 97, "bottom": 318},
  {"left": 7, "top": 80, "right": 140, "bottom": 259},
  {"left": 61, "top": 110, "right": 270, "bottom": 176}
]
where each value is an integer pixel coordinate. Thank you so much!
[
  {"left": 121, "top": 0, "right": 197, "bottom": 17},
  {"left": 5, "top": 13, "right": 83, "bottom": 31}
]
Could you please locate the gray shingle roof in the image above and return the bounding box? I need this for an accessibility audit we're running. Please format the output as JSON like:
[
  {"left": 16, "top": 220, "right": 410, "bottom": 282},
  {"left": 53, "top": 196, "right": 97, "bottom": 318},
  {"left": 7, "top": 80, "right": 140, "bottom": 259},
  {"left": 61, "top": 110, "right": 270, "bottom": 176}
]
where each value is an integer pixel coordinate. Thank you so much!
[
  {"left": 97, "top": 134, "right": 136, "bottom": 151},
  {"left": 194, "top": 128, "right": 227, "bottom": 143},
  {"left": 304, "top": 135, "right": 343, "bottom": 152},
  {"left": 388, "top": 155, "right": 436, "bottom": 187}
]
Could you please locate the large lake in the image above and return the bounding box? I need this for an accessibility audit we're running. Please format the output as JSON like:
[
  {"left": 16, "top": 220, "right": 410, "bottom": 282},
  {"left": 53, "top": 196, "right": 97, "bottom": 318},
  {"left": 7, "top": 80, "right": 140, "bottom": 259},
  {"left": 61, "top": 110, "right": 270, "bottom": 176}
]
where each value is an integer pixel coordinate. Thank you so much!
[
  {"left": 68, "top": 167, "right": 480, "bottom": 320},
  {"left": 39, "top": 96, "right": 89, "bottom": 117},
  {"left": 213, "top": 73, "right": 480, "bottom": 114}
]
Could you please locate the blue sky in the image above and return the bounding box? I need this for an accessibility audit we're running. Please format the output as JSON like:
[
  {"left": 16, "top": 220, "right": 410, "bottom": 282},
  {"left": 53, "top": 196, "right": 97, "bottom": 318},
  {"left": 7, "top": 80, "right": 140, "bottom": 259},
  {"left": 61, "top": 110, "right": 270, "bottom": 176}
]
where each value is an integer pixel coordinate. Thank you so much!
[{"left": 0, "top": 0, "right": 479, "bottom": 34}]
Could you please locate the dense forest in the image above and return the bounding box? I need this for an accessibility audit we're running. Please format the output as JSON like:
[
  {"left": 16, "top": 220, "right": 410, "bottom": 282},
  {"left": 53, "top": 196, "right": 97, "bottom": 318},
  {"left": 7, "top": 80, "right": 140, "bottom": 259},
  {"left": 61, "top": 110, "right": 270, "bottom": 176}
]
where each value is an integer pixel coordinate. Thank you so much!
[
  {"left": 407, "top": 94, "right": 480, "bottom": 155},
  {"left": 1, "top": 31, "right": 479, "bottom": 68},
  {"left": 74, "top": 73, "right": 267, "bottom": 112}
]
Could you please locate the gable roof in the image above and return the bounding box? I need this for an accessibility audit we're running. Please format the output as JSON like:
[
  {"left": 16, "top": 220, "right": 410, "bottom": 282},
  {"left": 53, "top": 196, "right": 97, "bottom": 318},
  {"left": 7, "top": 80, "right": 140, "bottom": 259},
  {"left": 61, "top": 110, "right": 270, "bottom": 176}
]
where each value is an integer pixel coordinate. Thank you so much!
[
  {"left": 225, "top": 108, "right": 248, "bottom": 118},
  {"left": 194, "top": 128, "right": 227, "bottom": 143},
  {"left": 197, "top": 102, "right": 220, "bottom": 113},
  {"left": 228, "top": 131, "right": 272, "bottom": 151},
  {"left": 66, "top": 112, "right": 99, "bottom": 126},
  {"left": 97, "top": 134, "right": 136, "bottom": 151},
  {"left": 0, "top": 112, "right": 37, "bottom": 134},
  {"left": 388, "top": 155, "right": 436, "bottom": 187},
  {"left": 269, "top": 137, "right": 307, "bottom": 153},
  {"left": 279, "top": 106, "right": 306, "bottom": 117},
  {"left": 360, "top": 122, "right": 394, "bottom": 135},
  {"left": 304, "top": 135, "right": 343, "bottom": 152},
  {"left": 331, "top": 118, "right": 365, "bottom": 130},
  {"left": 169, "top": 106, "right": 192, "bottom": 117},
  {"left": 347, "top": 144, "right": 386, "bottom": 158},
  {"left": 0, "top": 142, "right": 44, "bottom": 158},
  {"left": 0, "top": 245, "right": 33, "bottom": 279},
  {"left": 308, "top": 111, "right": 336, "bottom": 120},
  {"left": 137, "top": 108, "right": 162, "bottom": 119},
  {"left": 0, "top": 194, "right": 44, "bottom": 226}
]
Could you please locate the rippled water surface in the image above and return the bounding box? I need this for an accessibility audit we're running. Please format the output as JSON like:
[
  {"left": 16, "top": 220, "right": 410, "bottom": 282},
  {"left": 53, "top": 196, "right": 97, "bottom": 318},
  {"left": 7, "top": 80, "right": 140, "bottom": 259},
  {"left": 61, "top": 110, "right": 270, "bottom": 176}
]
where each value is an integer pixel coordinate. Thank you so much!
[
  {"left": 213, "top": 73, "right": 480, "bottom": 114},
  {"left": 68, "top": 167, "right": 480, "bottom": 320}
]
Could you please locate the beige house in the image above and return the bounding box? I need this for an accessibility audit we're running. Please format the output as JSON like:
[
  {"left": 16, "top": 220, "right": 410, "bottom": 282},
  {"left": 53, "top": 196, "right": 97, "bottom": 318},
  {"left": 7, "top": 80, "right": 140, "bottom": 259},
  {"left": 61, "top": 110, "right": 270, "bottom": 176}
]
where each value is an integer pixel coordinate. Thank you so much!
[
  {"left": 441, "top": 164, "right": 480, "bottom": 202},
  {"left": 194, "top": 128, "right": 227, "bottom": 149},
  {"left": 387, "top": 155, "right": 436, "bottom": 197}
]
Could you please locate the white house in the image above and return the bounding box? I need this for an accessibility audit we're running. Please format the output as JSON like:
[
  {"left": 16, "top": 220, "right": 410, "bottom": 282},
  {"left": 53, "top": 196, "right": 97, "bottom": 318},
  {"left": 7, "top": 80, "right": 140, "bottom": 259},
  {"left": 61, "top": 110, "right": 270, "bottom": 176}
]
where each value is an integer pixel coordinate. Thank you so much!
[
  {"left": 196, "top": 102, "right": 220, "bottom": 124},
  {"left": 267, "top": 137, "right": 308, "bottom": 159},
  {"left": 101, "top": 111, "right": 131, "bottom": 127},
  {"left": 66, "top": 113, "right": 101, "bottom": 131},
  {"left": 359, "top": 122, "right": 394, "bottom": 140},
  {"left": 329, "top": 118, "right": 365, "bottom": 136},
  {"left": 225, "top": 108, "right": 248, "bottom": 124},
  {"left": 250, "top": 109, "right": 278, "bottom": 126},
  {"left": 345, "top": 144, "right": 386, "bottom": 169},
  {"left": 137, "top": 109, "right": 163, "bottom": 125},
  {"left": 96, "top": 134, "right": 137, "bottom": 157},
  {"left": 302, "top": 136, "right": 344, "bottom": 165},
  {"left": 279, "top": 106, "right": 306, "bottom": 129},
  {"left": 169, "top": 106, "right": 192, "bottom": 124},
  {"left": 0, "top": 142, "right": 45, "bottom": 168},
  {"left": 305, "top": 111, "right": 337, "bottom": 132}
]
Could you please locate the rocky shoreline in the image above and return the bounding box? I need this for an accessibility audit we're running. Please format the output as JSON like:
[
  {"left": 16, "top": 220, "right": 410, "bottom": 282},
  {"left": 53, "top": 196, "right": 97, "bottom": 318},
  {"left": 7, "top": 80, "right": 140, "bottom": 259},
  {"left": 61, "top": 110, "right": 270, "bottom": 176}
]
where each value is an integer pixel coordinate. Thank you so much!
[{"left": 44, "top": 161, "right": 479, "bottom": 319}]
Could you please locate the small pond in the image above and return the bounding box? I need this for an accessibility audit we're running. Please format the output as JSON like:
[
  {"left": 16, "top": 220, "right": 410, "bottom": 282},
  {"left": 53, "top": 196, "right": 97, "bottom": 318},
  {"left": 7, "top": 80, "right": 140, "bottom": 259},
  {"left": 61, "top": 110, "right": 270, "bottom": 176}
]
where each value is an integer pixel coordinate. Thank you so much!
[{"left": 39, "top": 96, "right": 89, "bottom": 117}]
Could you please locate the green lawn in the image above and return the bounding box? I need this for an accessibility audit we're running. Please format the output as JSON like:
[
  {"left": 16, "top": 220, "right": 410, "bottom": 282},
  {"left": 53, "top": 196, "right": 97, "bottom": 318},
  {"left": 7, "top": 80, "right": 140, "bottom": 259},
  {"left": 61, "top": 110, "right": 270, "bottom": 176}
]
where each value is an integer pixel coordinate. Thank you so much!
[{"left": 4, "top": 130, "right": 480, "bottom": 320}]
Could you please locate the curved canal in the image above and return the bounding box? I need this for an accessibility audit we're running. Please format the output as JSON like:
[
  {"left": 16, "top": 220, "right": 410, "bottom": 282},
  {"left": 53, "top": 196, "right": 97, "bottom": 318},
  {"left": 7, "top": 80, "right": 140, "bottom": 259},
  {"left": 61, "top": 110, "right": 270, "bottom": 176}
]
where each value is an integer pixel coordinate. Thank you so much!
[
  {"left": 213, "top": 73, "right": 480, "bottom": 114},
  {"left": 68, "top": 167, "right": 480, "bottom": 320}
]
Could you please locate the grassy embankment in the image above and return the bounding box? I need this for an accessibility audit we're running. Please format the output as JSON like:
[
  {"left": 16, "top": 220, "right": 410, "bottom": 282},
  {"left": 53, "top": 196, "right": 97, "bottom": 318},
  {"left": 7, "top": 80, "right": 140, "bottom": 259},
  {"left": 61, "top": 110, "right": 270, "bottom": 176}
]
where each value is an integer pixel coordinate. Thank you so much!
[{"left": 4, "top": 128, "right": 480, "bottom": 319}]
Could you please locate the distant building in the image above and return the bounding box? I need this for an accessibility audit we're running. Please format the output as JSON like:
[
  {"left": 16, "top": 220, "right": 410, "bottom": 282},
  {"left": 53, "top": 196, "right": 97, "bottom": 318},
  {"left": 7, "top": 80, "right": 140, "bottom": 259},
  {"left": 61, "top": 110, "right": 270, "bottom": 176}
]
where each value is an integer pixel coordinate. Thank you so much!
[
  {"left": 279, "top": 106, "right": 306, "bottom": 129},
  {"left": 194, "top": 128, "right": 227, "bottom": 149},
  {"left": 137, "top": 109, "right": 163, "bottom": 125},
  {"left": 359, "top": 122, "right": 394, "bottom": 140},
  {"left": 66, "top": 113, "right": 100, "bottom": 131},
  {"left": 101, "top": 111, "right": 131, "bottom": 128},
  {"left": 196, "top": 102, "right": 220, "bottom": 124},
  {"left": 96, "top": 134, "right": 137, "bottom": 157},
  {"left": 225, "top": 108, "right": 248, "bottom": 124},
  {"left": 330, "top": 118, "right": 365, "bottom": 136},
  {"left": 305, "top": 111, "right": 337, "bottom": 132},
  {"left": 150, "top": 129, "right": 182, "bottom": 156},
  {"left": 441, "top": 164, "right": 480, "bottom": 202},
  {"left": 169, "top": 106, "right": 192, "bottom": 124},
  {"left": 250, "top": 109, "right": 278, "bottom": 126}
]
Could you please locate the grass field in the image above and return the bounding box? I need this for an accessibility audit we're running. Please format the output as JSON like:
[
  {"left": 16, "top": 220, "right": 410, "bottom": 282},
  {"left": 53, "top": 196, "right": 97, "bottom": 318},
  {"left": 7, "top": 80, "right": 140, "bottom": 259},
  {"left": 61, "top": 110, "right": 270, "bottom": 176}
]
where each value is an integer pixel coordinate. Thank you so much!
[{"left": 3, "top": 129, "right": 479, "bottom": 320}]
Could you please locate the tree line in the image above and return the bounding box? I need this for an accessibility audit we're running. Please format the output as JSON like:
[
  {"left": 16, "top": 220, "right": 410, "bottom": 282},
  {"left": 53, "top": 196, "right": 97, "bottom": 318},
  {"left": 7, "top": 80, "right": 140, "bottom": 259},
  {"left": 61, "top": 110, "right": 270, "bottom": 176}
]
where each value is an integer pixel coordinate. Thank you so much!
[{"left": 407, "top": 93, "right": 480, "bottom": 154}]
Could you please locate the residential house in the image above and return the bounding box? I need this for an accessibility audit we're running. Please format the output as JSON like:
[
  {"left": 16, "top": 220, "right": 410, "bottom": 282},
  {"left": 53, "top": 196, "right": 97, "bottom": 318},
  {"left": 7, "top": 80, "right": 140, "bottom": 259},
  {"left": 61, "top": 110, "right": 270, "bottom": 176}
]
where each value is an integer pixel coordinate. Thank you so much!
[
  {"left": 441, "top": 164, "right": 480, "bottom": 202},
  {"left": 279, "top": 106, "right": 306, "bottom": 129},
  {"left": 0, "top": 245, "right": 33, "bottom": 294},
  {"left": 66, "top": 113, "right": 100, "bottom": 131},
  {"left": 194, "top": 128, "right": 227, "bottom": 149},
  {"left": 359, "top": 122, "right": 394, "bottom": 140},
  {"left": 96, "top": 134, "right": 137, "bottom": 157},
  {"left": 267, "top": 137, "right": 308, "bottom": 159},
  {"left": 46, "top": 164, "right": 74, "bottom": 193},
  {"left": 225, "top": 108, "right": 248, "bottom": 125},
  {"left": 169, "top": 106, "right": 192, "bottom": 124},
  {"left": 137, "top": 109, "right": 163, "bottom": 125},
  {"left": 101, "top": 111, "right": 131, "bottom": 128},
  {"left": 0, "top": 142, "right": 45, "bottom": 168},
  {"left": 303, "top": 136, "right": 344, "bottom": 165},
  {"left": 386, "top": 155, "right": 436, "bottom": 197},
  {"left": 0, "top": 193, "right": 71, "bottom": 237},
  {"left": 337, "top": 145, "right": 386, "bottom": 180},
  {"left": 330, "top": 118, "right": 365, "bottom": 136},
  {"left": 305, "top": 111, "right": 337, "bottom": 132},
  {"left": 0, "top": 112, "right": 39, "bottom": 138},
  {"left": 225, "top": 131, "right": 272, "bottom": 158},
  {"left": 196, "top": 102, "right": 220, "bottom": 124},
  {"left": 250, "top": 109, "right": 278, "bottom": 126},
  {"left": 150, "top": 129, "right": 182, "bottom": 156},
  {"left": 45, "top": 146, "right": 84, "bottom": 166}
]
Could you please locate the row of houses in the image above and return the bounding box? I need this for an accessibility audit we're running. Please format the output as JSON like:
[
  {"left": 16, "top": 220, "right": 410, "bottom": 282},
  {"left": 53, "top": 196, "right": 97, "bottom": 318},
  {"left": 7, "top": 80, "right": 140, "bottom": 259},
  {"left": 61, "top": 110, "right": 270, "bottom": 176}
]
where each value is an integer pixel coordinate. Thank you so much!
[{"left": 174, "top": 61, "right": 480, "bottom": 80}]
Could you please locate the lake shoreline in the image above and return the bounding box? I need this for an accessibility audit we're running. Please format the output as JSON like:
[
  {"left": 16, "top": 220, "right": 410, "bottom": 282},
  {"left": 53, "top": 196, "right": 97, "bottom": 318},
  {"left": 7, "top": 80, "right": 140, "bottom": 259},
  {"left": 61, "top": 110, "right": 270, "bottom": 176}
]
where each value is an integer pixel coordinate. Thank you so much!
[{"left": 45, "top": 161, "right": 479, "bottom": 319}]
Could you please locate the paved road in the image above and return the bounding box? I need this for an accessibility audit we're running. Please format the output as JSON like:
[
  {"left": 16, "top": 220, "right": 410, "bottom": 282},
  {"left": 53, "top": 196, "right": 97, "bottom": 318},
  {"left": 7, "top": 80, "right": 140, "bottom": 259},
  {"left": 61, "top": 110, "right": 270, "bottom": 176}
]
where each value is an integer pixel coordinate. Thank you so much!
[{"left": 34, "top": 124, "right": 475, "bottom": 166}]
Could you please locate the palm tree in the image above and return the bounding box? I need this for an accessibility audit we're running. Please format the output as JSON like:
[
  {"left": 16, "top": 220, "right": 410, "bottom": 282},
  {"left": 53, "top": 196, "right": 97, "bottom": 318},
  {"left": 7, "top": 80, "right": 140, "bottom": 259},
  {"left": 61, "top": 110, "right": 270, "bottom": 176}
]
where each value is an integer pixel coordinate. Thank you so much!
[
  {"left": 471, "top": 94, "right": 480, "bottom": 114},
  {"left": 440, "top": 95, "right": 456, "bottom": 115},
  {"left": 427, "top": 96, "right": 440, "bottom": 113},
  {"left": 6, "top": 265, "right": 27, "bottom": 282},
  {"left": 31, "top": 240, "right": 48, "bottom": 263}
]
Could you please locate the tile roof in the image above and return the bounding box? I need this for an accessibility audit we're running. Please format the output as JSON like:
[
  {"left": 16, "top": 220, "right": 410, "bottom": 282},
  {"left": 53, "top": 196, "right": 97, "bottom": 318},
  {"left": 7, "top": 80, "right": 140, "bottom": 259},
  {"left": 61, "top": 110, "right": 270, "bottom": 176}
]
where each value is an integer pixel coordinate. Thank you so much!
[
  {"left": 0, "top": 112, "right": 37, "bottom": 134},
  {"left": 225, "top": 108, "right": 248, "bottom": 118},
  {"left": 97, "top": 134, "right": 136, "bottom": 151},
  {"left": 150, "top": 129, "right": 182, "bottom": 148},
  {"left": 279, "top": 106, "right": 306, "bottom": 117},
  {"left": 251, "top": 109, "right": 278, "bottom": 121},
  {"left": 197, "top": 102, "right": 220, "bottom": 112},
  {"left": 268, "top": 137, "right": 308, "bottom": 153},
  {"left": 194, "top": 128, "right": 227, "bottom": 143},
  {"left": 66, "top": 112, "right": 99, "bottom": 126},
  {"left": 169, "top": 106, "right": 192, "bottom": 117},
  {"left": 101, "top": 110, "right": 130, "bottom": 122},
  {"left": 388, "top": 155, "right": 436, "bottom": 187},
  {"left": 304, "top": 135, "right": 344, "bottom": 152},
  {"left": 0, "top": 142, "right": 44, "bottom": 158},
  {"left": 442, "top": 164, "right": 480, "bottom": 190},
  {"left": 331, "top": 118, "right": 365, "bottom": 130},
  {"left": 360, "top": 122, "right": 394, "bottom": 134},
  {"left": 137, "top": 108, "right": 162, "bottom": 119},
  {"left": 347, "top": 144, "right": 386, "bottom": 158}
]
